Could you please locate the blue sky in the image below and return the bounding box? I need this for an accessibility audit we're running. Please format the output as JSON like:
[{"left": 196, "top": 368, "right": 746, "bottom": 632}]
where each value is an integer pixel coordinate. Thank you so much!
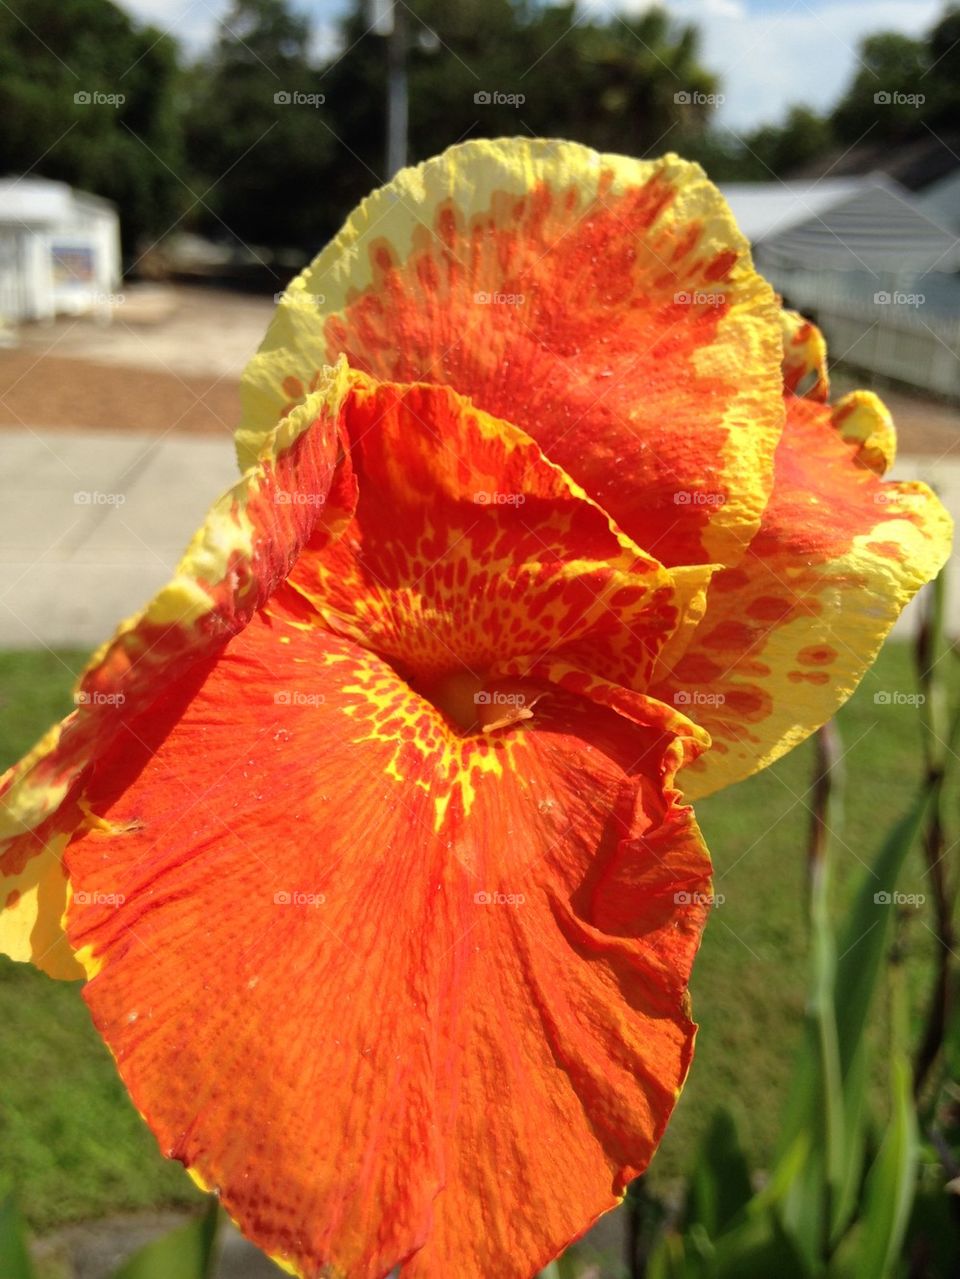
[{"left": 118, "top": 0, "right": 944, "bottom": 131}]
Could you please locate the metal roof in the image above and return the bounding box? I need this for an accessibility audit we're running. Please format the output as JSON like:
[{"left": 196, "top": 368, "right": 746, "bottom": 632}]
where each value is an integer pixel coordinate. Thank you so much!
[
  {"left": 719, "top": 177, "right": 960, "bottom": 273},
  {"left": 0, "top": 176, "right": 116, "bottom": 226}
]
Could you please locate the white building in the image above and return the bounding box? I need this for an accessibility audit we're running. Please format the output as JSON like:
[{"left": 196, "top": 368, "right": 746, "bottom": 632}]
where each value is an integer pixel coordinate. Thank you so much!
[
  {"left": 0, "top": 176, "right": 121, "bottom": 323},
  {"left": 720, "top": 177, "right": 960, "bottom": 399}
]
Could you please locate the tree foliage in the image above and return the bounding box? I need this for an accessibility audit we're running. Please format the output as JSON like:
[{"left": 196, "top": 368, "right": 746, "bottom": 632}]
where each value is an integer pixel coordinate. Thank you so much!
[
  {"left": 0, "top": 0, "right": 182, "bottom": 253},
  {"left": 2, "top": 0, "right": 958, "bottom": 259}
]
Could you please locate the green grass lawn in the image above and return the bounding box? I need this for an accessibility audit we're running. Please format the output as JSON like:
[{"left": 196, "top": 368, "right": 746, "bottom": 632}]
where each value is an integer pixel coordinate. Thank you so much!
[{"left": 0, "top": 641, "right": 956, "bottom": 1227}]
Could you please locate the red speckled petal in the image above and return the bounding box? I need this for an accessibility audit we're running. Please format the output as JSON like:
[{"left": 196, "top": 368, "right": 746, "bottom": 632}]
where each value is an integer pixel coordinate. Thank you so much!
[
  {"left": 290, "top": 376, "right": 691, "bottom": 702},
  {"left": 240, "top": 138, "right": 784, "bottom": 570},
  {"left": 0, "top": 368, "right": 351, "bottom": 977},
  {"left": 650, "top": 393, "right": 951, "bottom": 798},
  {"left": 64, "top": 576, "right": 711, "bottom": 1279}
]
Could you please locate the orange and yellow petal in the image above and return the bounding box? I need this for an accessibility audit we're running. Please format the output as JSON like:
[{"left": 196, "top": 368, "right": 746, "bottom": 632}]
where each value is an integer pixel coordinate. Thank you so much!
[
  {"left": 240, "top": 137, "right": 784, "bottom": 570},
  {"left": 0, "top": 366, "right": 352, "bottom": 975},
  {"left": 650, "top": 393, "right": 952, "bottom": 798},
  {"left": 780, "top": 307, "right": 829, "bottom": 402},
  {"left": 290, "top": 374, "right": 693, "bottom": 699},
  {"left": 63, "top": 590, "right": 711, "bottom": 1279},
  {"left": 830, "top": 388, "right": 896, "bottom": 475}
]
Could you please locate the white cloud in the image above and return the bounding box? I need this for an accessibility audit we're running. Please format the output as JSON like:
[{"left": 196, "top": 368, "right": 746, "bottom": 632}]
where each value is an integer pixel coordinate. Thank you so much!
[
  {"left": 117, "top": 0, "right": 943, "bottom": 129},
  {"left": 605, "top": 0, "right": 942, "bottom": 130},
  {"left": 117, "top": 0, "right": 221, "bottom": 52}
]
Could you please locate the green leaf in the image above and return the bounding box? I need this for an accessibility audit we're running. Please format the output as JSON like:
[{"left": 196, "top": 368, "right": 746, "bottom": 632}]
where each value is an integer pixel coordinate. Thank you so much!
[
  {"left": 0, "top": 1197, "right": 37, "bottom": 1279},
  {"left": 684, "top": 1108, "right": 754, "bottom": 1237},
  {"left": 712, "top": 1212, "right": 813, "bottom": 1279},
  {"left": 850, "top": 974, "right": 918, "bottom": 1278},
  {"left": 111, "top": 1197, "right": 220, "bottom": 1279}
]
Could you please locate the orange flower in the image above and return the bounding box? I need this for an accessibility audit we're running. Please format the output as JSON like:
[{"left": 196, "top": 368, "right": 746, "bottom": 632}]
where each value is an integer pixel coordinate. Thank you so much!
[
  {"left": 0, "top": 140, "right": 951, "bottom": 1279},
  {"left": 243, "top": 138, "right": 951, "bottom": 801}
]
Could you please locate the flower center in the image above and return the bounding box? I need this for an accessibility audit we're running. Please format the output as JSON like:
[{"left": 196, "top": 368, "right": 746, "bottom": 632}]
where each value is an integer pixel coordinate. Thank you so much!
[{"left": 414, "top": 668, "right": 542, "bottom": 736}]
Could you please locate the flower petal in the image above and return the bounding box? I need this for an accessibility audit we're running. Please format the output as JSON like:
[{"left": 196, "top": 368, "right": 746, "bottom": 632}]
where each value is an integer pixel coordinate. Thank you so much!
[
  {"left": 63, "top": 592, "right": 711, "bottom": 1279},
  {"left": 289, "top": 374, "right": 691, "bottom": 698},
  {"left": 0, "top": 365, "right": 353, "bottom": 976},
  {"left": 780, "top": 308, "right": 829, "bottom": 402},
  {"left": 240, "top": 137, "right": 784, "bottom": 569},
  {"left": 650, "top": 393, "right": 952, "bottom": 798},
  {"left": 831, "top": 388, "right": 896, "bottom": 475}
]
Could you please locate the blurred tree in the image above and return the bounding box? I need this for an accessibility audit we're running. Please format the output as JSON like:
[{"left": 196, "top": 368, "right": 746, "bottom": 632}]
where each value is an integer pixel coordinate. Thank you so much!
[
  {"left": 691, "top": 7, "right": 960, "bottom": 184},
  {"left": 0, "top": 0, "right": 182, "bottom": 256},
  {"left": 743, "top": 105, "right": 835, "bottom": 177},
  {"left": 320, "top": 0, "right": 719, "bottom": 227},
  {"left": 831, "top": 31, "right": 929, "bottom": 143},
  {"left": 925, "top": 5, "right": 960, "bottom": 131},
  {"left": 182, "top": 0, "right": 335, "bottom": 254}
]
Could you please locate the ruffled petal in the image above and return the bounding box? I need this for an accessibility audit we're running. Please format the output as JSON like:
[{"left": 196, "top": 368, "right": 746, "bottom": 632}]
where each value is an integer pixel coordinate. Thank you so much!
[
  {"left": 0, "top": 364, "right": 353, "bottom": 976},
  {"left": 831, "top": 388, "right": 896, "bottom": 475},
  {"left": 240, "top": 137, "right": 784, "bottom": 569},
  {"left": 4, "top": 353, "right": 714, "bottom": 1276},
  {"left": 63, "top": 597, "right": 711, "bottom": 1279},
  {"left": 290, "top": 375, "right": 693, "bottom": 699},
  {"left": 650, "top": 394, "right": 952, "bottom": 798},
  {"left": 780, "top": 308, "right": 829, "bottom": 402}
]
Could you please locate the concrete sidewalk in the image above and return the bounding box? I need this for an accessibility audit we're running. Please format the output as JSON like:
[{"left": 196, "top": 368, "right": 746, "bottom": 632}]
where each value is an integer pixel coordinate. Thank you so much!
[
  {"left": 1, "top": 427, "right": 239, "bottom": 649},
  {"left": 1, "top": 427, "right": 957, "bottom": 650}
]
